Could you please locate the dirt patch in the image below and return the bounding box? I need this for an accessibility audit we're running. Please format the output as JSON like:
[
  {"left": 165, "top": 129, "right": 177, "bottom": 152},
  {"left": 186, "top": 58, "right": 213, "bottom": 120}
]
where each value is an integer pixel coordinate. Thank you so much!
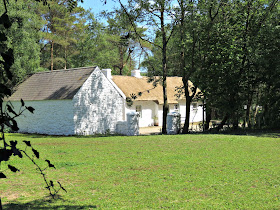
[
  {"left": 1, "top": 190, "right": 31, "bottom": 202},
  {"left": 140, "top": 126, "right": 162, "bottom": 135}
]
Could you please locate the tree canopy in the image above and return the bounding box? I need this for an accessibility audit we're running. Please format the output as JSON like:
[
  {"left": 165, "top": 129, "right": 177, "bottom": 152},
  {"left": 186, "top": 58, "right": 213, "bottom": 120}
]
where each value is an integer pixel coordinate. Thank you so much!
[{"left": 0, "top": 0, "right": 279, "bottom": 130}]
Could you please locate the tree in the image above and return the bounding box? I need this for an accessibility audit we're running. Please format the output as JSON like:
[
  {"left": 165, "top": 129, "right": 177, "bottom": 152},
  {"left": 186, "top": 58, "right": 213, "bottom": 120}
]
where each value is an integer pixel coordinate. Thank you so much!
[
  {"left": 0, "top": 0, "right": 45, "bottom": 85},
  {"left": 192, "top": 0, "right": 279, "bottom": 130},
  {"left": 143, "top": 0, "right": 220, "bottom": 133},
  {"left": 39, "top": 0, "right": 86, "bottom": 70},
  {"left": 119, "top": 0, "right": 176, "bottom": 134}
]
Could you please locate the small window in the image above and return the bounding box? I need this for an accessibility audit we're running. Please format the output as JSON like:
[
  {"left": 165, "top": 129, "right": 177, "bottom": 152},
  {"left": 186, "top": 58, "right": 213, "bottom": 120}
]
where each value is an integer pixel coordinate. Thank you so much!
[{"left": 136, "top": 105, "right": 142, "bottom": 117}]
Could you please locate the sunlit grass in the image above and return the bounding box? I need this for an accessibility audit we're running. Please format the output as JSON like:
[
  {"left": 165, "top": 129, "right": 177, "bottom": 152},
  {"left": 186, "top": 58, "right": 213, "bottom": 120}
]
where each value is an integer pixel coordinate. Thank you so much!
[{"left": 1, "top": 133, "right": 280, "bottom": 209}]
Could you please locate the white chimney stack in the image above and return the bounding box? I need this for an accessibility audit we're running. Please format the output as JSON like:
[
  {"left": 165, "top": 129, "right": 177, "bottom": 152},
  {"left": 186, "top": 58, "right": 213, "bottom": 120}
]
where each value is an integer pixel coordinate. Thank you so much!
[
  {"left": 131, "top": 70, "right": 142, "bottom": 78},
  {"left": 102, "top": 69, "right": 112, "bottom": 79}
]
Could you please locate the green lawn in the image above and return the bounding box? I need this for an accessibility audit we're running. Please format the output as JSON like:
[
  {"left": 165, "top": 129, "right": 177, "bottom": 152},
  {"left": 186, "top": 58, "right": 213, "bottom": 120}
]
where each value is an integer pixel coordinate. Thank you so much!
[{"left": 1, "top": 133, "right": 280, "bottom": 209}]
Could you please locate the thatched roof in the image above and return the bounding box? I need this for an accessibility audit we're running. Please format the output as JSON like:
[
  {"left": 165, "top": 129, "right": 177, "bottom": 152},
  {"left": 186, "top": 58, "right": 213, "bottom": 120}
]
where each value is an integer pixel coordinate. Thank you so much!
[
  {"left": 112, "top": 76, "right": 199, "bottom": 104},
  {"left": 9, "top": 67, "right": 97, "bottom": 101}
]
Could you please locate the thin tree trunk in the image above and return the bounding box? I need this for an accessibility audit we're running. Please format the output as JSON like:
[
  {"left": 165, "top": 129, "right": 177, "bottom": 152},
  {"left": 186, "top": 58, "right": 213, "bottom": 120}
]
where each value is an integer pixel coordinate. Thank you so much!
[
  {"left": 233, "top": 114, "right": 239, "bottom": 129},
  {"left": 179, "top": 0, "right": 191, "bottom": 134},
  {"left": 217, "top": 114, "right": 229, "bottom": 131},
  {"left": 205, "top": 106, "right": 212, "bottom": 130},
  {"left": 51, "top": 41, "right": 54, "bottom": 71},
  {"left": 246, "top": 99, "right": 252, "bottom": 128},
  {"left": 161, "top": 8, "right": 168, "bottom": 134},
  {"left": 182, "top": 93, "right": 191, "bottom": 134},
  {"left": 119, "top": 46, "right": 124, "bottom": 75},
  {"left": 64, "top": 46, "right": 67, "bottom": 70}
]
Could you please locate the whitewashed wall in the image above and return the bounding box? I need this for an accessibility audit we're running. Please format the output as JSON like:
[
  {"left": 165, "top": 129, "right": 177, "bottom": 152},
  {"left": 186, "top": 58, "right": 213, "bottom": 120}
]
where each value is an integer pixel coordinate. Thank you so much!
[
  {"left": 122, "top": 99, "right": 204, "bottom": 128},
  {"left": 125, "top": 101, "right": 156, "bottom": 127},
  {"left": 189, "top": 101, "right": 204, "bottom": 123},
  {"left": 73, "top": 69, "right": 124, "bottom": 135},
  {"left": 8, "top": 100, "right": 75, "bottom": 135},
  {"left": 116, "top": 112, "right": 139, "bottom": 136},
  {"left": 179, "top": 100, "right": 204, "bottom": 123}
]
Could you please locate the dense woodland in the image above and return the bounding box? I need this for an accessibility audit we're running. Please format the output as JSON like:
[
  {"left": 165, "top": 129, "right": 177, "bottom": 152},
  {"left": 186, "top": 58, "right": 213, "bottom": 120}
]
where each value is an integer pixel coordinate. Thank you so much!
[{"left": 1, "top": 0, "right": 279, "bottom": 131}]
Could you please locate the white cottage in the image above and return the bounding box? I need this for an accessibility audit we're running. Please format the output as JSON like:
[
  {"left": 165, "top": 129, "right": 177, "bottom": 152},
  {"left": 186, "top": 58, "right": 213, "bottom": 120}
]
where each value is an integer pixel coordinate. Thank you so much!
[{"left": 8, "top": 66, "right": 204, "bottom": 135}]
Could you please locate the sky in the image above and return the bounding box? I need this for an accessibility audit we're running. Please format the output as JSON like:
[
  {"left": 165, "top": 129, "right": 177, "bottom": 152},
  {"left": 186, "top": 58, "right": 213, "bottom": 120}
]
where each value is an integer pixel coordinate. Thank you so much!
[
  {"left": 79, "top": 0, "right": 146, "bottom": 70},
  {"left": 78, "top": 0, "right": 124, "bottom": 20}
]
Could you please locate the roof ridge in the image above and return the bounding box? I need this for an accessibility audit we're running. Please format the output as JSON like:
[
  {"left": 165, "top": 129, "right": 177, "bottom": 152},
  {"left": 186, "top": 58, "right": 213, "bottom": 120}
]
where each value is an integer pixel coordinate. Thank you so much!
[{"left": 34, "top": 66, "right": 97, "bottom": 74}]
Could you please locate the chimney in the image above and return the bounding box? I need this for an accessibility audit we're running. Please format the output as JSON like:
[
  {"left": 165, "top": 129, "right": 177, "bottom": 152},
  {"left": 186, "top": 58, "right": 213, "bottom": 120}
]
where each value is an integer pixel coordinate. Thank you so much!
[
  {"left": 131, "top": 70, "right": 142, "bottom": 78},
  {"left": 102, "top": 69, "right": 112, "bottom": 79}
]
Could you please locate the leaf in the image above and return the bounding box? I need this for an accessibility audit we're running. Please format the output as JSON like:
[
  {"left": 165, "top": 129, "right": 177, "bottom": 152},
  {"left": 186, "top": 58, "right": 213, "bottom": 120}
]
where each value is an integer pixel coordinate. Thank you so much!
[
  {"left": 130, "top": 93, "right": 137, "bottom": 100},
  {"left": 1, "top": 49, "right": 14, "bottom": 79},
  {"left": 0, "top": 172, "right": 6, "bottom": 178},
  {"left": 20, "top": 99, "right": 25, "bottom": 107},
  {"left": 0, "top": 32, "right": 7, "bottom": 41},
  {"left": 26, "top": 106, "right": 35, "bottom": 114},
  {"left": 125, "top": 97, "right": 133, "bottom": 107},
  {"left": 13, "top": 148, "right": 23, "bottom": 158},
  {"left": 0, "top": 13, "right": 12, "bottom": 28},
  {"left": 57, "top": 181, "right": 67, "bottom": 193},
  {"left": 11, "top": 119, "right": 19, "bottom": 131},
  {"left": 23, "top": 140, "right": 31, "bottom": 147},
  {"left": 45, "top": 159, "right": 56, "bottom": 169},
  {"left": 0, "top": 149, "right": 13, "bottom": 162},
  {"left": 32, "top": 148, "right": 39, "bottom": 158},
  {"left": 8, "top": 165, "right": 20, "bottom": 173},
  {"left": 10, "top": 142, "right": 22, "bottom": 158},
  {"left": 7, "top": 105, "right": 17, "bottom": 115},
  {"left": 0, "top": 84, "right": 11, "bottom": 96},
  {"left": 4, "top": 66, "right": 13, "bottom": 80},
  {"left": 10, "top": 140, "right": 17, "bottom": 147}
]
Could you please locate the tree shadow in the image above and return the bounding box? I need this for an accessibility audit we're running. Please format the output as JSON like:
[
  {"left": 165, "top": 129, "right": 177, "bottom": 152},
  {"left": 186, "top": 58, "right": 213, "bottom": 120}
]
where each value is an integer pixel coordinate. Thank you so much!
[
  {"left": 199, "top": 128, "right": 280, "bottom": 138},
  {"left": 3, "top": 195, "right": 97, "bottom": 209}
]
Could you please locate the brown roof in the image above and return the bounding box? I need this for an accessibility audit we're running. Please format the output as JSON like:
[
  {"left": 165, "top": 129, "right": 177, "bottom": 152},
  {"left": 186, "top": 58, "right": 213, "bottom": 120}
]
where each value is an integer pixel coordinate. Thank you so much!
[
  {"left": 112, "top": 76, "right": 199, "bottom": 104},
  {"left": 9, "top": 67, "right": 97, "bottom": 101}
]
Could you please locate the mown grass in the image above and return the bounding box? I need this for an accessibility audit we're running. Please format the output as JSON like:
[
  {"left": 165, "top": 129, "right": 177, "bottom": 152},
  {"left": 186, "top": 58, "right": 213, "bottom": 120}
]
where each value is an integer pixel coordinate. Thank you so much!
[{"left": 1, "top": 133, "right": 280, "bottom": 209}]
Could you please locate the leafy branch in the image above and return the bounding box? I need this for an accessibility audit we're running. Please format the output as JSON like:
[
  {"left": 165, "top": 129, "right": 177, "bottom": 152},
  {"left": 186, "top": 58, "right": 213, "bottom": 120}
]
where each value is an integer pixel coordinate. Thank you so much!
[{"left": 0, "top": 4, "right": 66, "bottom": 207}]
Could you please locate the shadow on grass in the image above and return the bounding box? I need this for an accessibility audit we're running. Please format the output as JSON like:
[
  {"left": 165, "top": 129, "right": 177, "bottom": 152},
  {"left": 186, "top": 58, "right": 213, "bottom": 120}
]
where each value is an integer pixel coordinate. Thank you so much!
[
  {"left": 3, "top": 196, "right": 97, "bottom": 209},
  {"left": 199, "top": 128, "right": 280, "bottom": 138},
  {"left": 8, "top": 132, "right": 124, "bottom": 139}
]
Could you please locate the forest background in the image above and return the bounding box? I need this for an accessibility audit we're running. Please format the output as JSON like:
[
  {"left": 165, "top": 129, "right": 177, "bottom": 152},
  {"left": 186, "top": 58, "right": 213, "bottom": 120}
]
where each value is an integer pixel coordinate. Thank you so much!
[{"left": 1, "top": 0, "right": 279, "bottom": 131}]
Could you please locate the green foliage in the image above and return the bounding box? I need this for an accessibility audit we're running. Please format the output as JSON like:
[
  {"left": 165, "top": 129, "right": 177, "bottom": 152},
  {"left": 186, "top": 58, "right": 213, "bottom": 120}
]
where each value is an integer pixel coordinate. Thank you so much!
[
  {"left": 70, "top": 12, "right": 120, "bottom": 70},
  {"left": 0, "top": 0, "right": 45, "bottom": 85},
  {"left": 39, "top": 0, "right": 88, "bottom": 70},
  {"left": 142, "top": 0, "right": 279, "bottom": 130}
]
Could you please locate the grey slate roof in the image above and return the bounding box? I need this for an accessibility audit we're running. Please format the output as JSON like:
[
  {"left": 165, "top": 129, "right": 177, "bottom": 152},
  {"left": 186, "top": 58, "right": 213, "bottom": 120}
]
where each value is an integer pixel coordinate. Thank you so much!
[{"left": 9, "top": 66, "right": 97, "bottom": 101}]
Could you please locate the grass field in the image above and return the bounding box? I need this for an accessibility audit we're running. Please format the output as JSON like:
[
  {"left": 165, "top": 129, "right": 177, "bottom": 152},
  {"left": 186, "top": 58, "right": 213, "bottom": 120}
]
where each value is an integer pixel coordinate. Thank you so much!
[{"left": 1, "top": 133, "right": 280, "bottom": 209}]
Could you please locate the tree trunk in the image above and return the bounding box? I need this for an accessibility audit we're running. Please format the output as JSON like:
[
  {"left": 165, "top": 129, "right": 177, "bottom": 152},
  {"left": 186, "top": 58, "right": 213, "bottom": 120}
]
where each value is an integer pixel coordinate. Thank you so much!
[
  {"left": 182, "top": 94, "right": 191, "bottom": 134},
  {"left": 205, "top": 106, "right": 212, "bottom": 130},
  {"left": 179, "top": 1, "right": 191, "bottom": 134},
  {"left": 233, "top": 115, "right": 239, "bottom": 129},
  {"left": 51, "top": 41, "right": 54, "bottom": 71},
  {"left": 119, "top": 46, "right": 124, "bottom": 75},
  {"left": 0, "top": 197, "right": 2, "bottom": 210},
  {"left": 217, "top": 114, "right": 229, "bottom": 131},
  {"left": 64, "top": 46, "right": 67, "bottom": 70},
  {"left": 161, "top": 9, "right": 168, "bottom": 134}
]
